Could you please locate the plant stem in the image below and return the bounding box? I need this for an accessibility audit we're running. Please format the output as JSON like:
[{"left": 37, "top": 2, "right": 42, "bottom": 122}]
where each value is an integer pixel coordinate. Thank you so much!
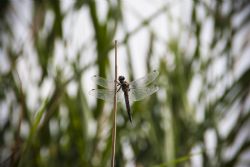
[{"left": 111, "top": 40, "right": 118, "bottom": 167}]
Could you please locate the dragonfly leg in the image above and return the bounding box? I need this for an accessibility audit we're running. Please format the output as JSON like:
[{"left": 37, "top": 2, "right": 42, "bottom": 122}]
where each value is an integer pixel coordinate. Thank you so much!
[
  {"left": 115, "top": 80, "right": 120, "bottom": 86},
  {"left": 117, "top": 86, "right": 121, "bottom": 92}
]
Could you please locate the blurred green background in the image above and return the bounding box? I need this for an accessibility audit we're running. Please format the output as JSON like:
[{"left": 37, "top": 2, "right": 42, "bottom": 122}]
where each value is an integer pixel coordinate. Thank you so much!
[{"left": 0, "top": 0, "right": 250, "bottom": 167}]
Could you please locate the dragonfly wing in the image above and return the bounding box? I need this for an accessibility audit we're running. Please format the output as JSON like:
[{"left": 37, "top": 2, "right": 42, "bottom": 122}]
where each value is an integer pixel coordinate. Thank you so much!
[
  {"left": 129, "top": 70, "right": 159, "bottom": 88},
  {"left": 89, "top": 89, "right": 123, "bottom": 102},
  {"left": 128, "top": 85, "right": 159, "bottom": 102},
  {"left": 91, "top": 75, "right": 114, "bottom": 89}
]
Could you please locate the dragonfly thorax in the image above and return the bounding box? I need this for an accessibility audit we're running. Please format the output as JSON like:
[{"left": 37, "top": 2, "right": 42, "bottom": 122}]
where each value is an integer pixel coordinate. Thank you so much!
[{"left": 118, "top": 75, "right": 129, "bottom": 91}]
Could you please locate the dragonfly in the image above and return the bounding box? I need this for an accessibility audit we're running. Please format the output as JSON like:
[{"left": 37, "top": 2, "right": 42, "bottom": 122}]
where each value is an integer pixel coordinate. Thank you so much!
[{"left": 89, "top": 70, "right": 159, "bottom": 123}]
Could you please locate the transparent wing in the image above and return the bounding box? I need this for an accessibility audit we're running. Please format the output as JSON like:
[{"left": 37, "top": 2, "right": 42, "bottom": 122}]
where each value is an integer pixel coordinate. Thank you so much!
[
  {"left": 91, "top": 75, "right": 114, "bottom": 89},
  {"left": 128, "top": 85, "right": 159, "bottom": 102},
  {"left": 129, "top": 70, "right": 159, "bottom": 88},
  {"left": 89, "top": 89, "right": 123, "bottom": 102}
]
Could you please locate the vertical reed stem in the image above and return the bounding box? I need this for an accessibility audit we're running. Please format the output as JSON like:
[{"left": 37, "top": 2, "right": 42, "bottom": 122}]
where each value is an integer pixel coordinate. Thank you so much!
[{"left": 111, "top": 40, "right": 118, "bottom": 167}]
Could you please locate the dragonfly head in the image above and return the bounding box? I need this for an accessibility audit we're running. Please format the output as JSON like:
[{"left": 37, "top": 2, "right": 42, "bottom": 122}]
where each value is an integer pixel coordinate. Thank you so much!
[{"left": 118, "top": 76, "right": 125, "bottom": 82}]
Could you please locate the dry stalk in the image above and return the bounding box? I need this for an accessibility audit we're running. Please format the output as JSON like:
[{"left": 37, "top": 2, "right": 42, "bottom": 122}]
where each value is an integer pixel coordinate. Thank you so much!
[{"left": 111, "top": 40, "right": 118, "bottom": 167}]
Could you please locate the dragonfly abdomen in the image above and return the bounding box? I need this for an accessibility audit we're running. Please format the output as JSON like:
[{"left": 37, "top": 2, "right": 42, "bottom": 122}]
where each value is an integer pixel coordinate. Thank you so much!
[{"left": 124, "top": 91, "right": 132, "bottom": 123}]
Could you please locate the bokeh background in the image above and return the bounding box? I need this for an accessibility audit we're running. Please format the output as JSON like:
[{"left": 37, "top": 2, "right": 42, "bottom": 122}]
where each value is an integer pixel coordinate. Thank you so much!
[{"left": 0, "top": 0, "right": 250, "bottom": 167}]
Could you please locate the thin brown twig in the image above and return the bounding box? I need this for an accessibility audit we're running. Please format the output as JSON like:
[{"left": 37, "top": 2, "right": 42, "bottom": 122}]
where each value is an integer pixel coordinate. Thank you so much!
[{"left": 111, "top": 40, "right": 118, "bottom": 167}]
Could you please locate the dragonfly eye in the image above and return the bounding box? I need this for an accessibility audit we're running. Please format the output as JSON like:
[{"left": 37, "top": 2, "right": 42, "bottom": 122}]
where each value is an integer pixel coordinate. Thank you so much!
[{"left": 118, "top": 76, "right": 125, "bottom": 81}]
